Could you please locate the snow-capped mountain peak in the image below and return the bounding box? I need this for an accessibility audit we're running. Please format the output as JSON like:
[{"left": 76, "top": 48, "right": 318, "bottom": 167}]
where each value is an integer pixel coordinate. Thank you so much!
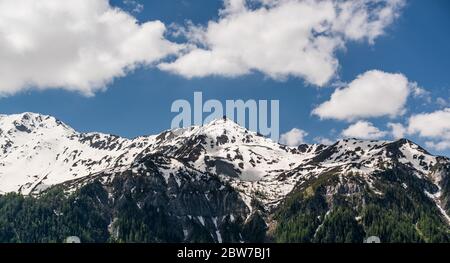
[
  {"left": 0, "top": 112, "right": 154, "bottom": 195},
  {"left": 0, "top": 112, "right": 74, "bottom": 135}
]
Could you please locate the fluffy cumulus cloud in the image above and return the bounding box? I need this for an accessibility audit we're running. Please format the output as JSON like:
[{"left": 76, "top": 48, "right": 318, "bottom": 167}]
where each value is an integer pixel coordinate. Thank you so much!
[
  {"left": 159, "top": 0, "right": 404, "bottom": 86},
  {"left": 280, "top": 128, "right": 308, "bottom": 147},
  {"left": 388, "top": 122, "right": 407, "bottom": 139},
  {"left": 341, "top": 121, "right": 387, "bottom": 140},
  {"left": 313, "top": 70, "right": 412, "bottom": 121},
  {"left": 407, "top": 108, "right": 450, "bottom": 151},
  {"left": 0, "top": 0, "right": 183, "bottom": 96}
]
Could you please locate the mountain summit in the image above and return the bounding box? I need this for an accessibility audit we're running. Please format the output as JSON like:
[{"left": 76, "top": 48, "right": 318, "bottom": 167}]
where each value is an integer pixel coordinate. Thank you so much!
[
  {"left": 0, "top": 112, "right": 449, "bottom": 243},
  {"left": 0, "top": 112, "right": 154, "bottom": 194}
]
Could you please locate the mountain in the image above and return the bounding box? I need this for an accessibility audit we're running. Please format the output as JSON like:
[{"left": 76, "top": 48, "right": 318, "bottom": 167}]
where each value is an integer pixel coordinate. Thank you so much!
[{"left": 0, "top": 112, "right": 449, "bottom": 243}]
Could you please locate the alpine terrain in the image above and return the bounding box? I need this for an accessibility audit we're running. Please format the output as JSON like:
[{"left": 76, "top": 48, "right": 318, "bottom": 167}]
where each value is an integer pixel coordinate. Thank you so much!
[{"left": 0, "top": 112, "right": 449, "bottom": 243}]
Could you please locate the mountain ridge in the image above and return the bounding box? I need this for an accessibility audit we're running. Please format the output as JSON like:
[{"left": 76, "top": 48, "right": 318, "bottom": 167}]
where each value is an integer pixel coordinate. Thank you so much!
[
  {"left": 0, "top": 112, "right": 448, "bottom": 199},
  {"left": 0, "top": 112, "right": 449, "bottom": 243}
]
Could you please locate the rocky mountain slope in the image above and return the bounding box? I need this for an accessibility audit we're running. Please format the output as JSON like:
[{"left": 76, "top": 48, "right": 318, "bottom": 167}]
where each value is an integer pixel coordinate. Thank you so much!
[{"left": 0, "top": 112, "right": 449, "bottom": 243}]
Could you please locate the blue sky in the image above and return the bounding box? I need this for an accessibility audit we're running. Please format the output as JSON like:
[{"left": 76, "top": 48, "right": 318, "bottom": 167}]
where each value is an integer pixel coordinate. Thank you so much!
[{"left": 0, "top": 0, "right": 449, "bottom": 156}]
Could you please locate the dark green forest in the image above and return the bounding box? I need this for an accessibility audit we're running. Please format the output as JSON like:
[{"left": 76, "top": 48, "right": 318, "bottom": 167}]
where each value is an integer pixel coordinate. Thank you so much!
[
  {"left": 274, "top": 170, "right": 450, "bottom": 243},
  {"left": 0, "top": 171, "right": 449, "bottom": 243}
]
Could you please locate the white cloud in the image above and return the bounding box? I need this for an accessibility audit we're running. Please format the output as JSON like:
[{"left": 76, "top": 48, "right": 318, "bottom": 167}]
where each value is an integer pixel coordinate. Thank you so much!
[
  {"left": 341, "top": 121, "right": 387, "bottom": 140},
  {"left": 220, "top": 0, "right": 247, "bottom": 15},
  {"left": 159, "top": 0, "right": 404, "bottom": 86},
  {"left": 407, "top": 108, "right": 450, "bottom": 138},
  {"left": 425, "top": 141, "right": 450, "bottom": 151},
  {"left": 367, "top": 109, "right": 450, "bottom": 151},
  {"left": 313, "top": 70, "right": 411, "bottom": 121},
  {"left": 280, "top": 128, "right": 308, "bottom": 147},
  {"left": 331, "top": 0, "right": 404, "bottom": 43},
  {"left": 386, "top": 108, "right": 450, "bottom": 151},
  {"left": 388, "top": 122, "right": 406, "bottom": 139},
  {"left": 123, "top": 0, "right": 144, "bottom": 14},
  {"left": 314, "top": 137, "right": 334, "bottom": 145},
  {"left": 407, "top": 109, "right": 450, "bottom": 150},
  {"left": 410, "top": 82, "right": 428, "bottom": 98},
  {"left": 0, "top": 0, "right": 183, "bottom": 96}
]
